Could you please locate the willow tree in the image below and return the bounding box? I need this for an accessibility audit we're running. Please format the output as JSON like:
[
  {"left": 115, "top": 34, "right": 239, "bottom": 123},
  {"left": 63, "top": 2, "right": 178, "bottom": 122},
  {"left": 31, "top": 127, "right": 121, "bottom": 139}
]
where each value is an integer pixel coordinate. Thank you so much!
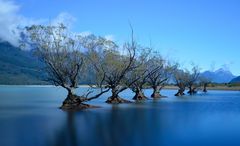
[
  {"left": 199, "top": 76, "right": 211, "bottom": 92},
  {"left": 147, "top": 53, "right": 175, "bottom": 98},
  {"left": 173, "top": 69, "right": 189, "bottom": 96},
  {"left": 186, "top": 65, "right": 200, "bottom": 95},
  {"left": 24, "top": 24, "right": 109, "bottom": 110},
  {"left": 124, "top": 48, "right": 153, "bottom": 101},
  {"left": 85, "top": 31, "right": 138, "bottom": 103}
]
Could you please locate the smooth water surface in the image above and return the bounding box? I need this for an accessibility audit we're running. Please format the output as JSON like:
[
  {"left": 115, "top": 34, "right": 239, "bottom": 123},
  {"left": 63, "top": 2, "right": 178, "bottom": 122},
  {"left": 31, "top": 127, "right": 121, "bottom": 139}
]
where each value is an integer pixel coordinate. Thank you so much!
[{"left": 1, "top": 86, "right": 240, "bottom": 146}]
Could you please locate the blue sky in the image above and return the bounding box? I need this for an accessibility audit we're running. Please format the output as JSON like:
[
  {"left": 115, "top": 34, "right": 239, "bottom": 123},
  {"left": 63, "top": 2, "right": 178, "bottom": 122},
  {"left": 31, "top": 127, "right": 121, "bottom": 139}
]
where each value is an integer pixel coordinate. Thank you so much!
[{"left": 9, "top": 0, "right": 240, "bottom": 75}]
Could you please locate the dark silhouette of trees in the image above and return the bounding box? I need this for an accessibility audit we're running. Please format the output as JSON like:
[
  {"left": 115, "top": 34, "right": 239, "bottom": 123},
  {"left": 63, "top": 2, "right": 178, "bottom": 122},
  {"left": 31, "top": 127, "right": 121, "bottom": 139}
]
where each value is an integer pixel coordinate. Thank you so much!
[
  {"left": 147, "top": 53, "right": 176, "bottom": 98},
  {"left": 173, "top": 69, "right": 189, "bottom": 96},
  {"left": 125, "top": 48, "right": 153, "bottom": 101},
  {"left": 24, "top": 24, "right": 109, "bottom": 110},
  {"left": 174, "top": 65, "right": 200, "bottom": 96},
  {"left": 85, "top": 29, "right": 139, "bottom": 103},
  {"left": 199, "top": 76, "right": 211, "bottom": 92},
  {"left": 186, "top": 65, "right": 200, "bottom": 95},
  {"left": 22, "top": 23, "right": 208, "bottom": 109}
]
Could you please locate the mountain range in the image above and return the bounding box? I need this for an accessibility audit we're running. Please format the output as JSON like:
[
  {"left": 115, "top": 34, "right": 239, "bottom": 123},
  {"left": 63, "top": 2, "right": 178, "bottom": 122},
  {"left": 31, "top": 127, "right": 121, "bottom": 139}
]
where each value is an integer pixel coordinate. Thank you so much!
[
  {"left": 201, "top": 68, "right": 237, "bottom": 83},
  {"left": 0, "top": 42, "right": 48, "bottom": 84},
  {"left": 230, "top": 76, "right": 240, "bottom": 84},
  {"left": 0, "top": 41, "right": 96, "bottom": 85},
  {"left": 0, "top": 41, "right": 238, "bottom": 84}
]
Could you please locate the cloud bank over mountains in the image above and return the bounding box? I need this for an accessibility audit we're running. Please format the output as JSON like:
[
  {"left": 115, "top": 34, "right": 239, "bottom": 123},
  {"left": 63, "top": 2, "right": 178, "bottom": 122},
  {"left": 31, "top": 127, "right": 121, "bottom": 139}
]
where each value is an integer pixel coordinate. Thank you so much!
[
  {"left": 0, "top": 0, "right": 24, "bottom": 46},
  {"left": 0, "top": 0, "right": 76, "bottom": 47}
]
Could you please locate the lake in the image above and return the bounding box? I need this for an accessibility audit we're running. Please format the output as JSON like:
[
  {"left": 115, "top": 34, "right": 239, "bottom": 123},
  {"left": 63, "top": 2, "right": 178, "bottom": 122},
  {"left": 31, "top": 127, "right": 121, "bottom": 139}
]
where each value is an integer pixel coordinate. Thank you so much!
[{"left": 0, "top": 86, "right": 240, "bottom": 146}]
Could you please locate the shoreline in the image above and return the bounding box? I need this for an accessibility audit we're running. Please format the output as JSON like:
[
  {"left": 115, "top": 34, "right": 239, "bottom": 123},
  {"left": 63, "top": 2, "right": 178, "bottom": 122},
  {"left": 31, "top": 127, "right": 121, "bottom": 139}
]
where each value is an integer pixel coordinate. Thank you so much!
[
  {"left": 0, "top": 85, "right": 239, "bottom": 91},
  {"left": 163, "top": 86, "right": 240, "bottom": 91},
  {"left": 0, "top": 85, "right": 91, "bottom": 88}
]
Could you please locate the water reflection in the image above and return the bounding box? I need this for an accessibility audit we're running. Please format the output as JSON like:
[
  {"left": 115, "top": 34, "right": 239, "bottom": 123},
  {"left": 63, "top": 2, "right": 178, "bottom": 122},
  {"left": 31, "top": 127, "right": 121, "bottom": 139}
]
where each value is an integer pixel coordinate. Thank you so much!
[
  {"left": 1, "top": 87, "right": 240, "bottom": 146},
  {"left": 48, "top": 112, "right": 77, "bottom": 146},
  {"left": 49, "top": 105, "right": 165, "bottom": 146},
  {"left": 49, "top": 100, "right": 240, "bottom": 146}
]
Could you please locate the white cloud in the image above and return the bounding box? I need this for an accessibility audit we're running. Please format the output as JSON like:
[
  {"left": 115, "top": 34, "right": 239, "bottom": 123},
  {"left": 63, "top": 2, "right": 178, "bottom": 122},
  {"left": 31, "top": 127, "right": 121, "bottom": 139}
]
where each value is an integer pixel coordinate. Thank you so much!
[
  {"left": 78, "top": 31, "right": 92, "bottom": 37},
  {"left": 221, "top": 61, "right": 234, "bottom": 71},
  {"left": 104, "top": 35, "right": 114, "bottom": 41},
  {"left": 0, "top": 0, "right": 113, "bottom": 48},
  {"left": 51, "top": 12, "right": 76, "bottom": 28},
  {"left": 0, "top": 0, "right": 22, "bottom": 46},
  {"left": 0, "top": 0, "right": 19, "bottom": 14},
  {"left": 0, "top": 0, "right": 46, "bottom": 46},
  {"left": 0, "top": 0, "right": 76, "bottom": 47}
]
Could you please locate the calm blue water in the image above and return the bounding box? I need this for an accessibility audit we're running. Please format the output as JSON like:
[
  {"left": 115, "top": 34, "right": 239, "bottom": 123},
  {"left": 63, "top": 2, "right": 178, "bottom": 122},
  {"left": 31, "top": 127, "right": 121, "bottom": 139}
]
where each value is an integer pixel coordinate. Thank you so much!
[{"left": 0, "top": 86, "right": 240, "bottom": 146}]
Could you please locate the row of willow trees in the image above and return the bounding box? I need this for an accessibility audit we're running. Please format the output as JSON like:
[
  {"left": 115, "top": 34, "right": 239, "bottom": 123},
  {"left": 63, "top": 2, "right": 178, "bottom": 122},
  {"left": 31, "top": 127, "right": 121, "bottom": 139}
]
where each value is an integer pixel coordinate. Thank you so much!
[{"left": 21, "top": 24, "right": 210, "bottom": 110}]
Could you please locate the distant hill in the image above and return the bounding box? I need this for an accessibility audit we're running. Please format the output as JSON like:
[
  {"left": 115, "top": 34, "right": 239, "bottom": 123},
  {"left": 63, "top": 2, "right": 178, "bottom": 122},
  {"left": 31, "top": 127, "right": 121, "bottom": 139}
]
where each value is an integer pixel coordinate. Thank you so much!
[
  {"left": 0, "top": 41, "right": 47, "bottom": 85},
  {"left": 230, "top": 76, "right": 240, "bottom": 84},
  {"left": 201, "top": 68, "right": 236, "bottom": 83},
  {"left": 0, "top": 41, "right": 95, "bottom": 85}
]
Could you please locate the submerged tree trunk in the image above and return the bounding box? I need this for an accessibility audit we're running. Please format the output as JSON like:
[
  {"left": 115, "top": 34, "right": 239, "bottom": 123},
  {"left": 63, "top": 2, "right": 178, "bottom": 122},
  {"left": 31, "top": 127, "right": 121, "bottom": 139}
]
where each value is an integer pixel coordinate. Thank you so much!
[
  {"left": 203, "top": 83, "right": 208, "bottom": 92},
  {"left": 175, "top": 87, "right": 185, "bottom": 96},
  {"left": 151, "top": 86, "right": 165, "bottom": 98},
  {"left": 188, "top": 86, "right": 197, "bottom": 95},
  {"left": 106, "top": 87, "right": 132, "bottom": 104},
  {"left": 60, "top": 88, "right": 93, "bottom": 110},
  {"left": 132, "top": 88, "right": 148, "bottom": 101},
  {"left": 187, "top": 86, "right": 194, "bottom": 95}
]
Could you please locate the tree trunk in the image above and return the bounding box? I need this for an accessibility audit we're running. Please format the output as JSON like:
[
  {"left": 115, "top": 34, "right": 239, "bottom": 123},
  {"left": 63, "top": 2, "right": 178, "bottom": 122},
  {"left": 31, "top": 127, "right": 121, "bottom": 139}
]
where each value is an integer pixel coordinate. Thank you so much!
[
  {"left": 62, "top": 89, "right": 79, "bottom": 105},
  {"left": 192, "top": 87, "right": 197, "bottom": 94},
  {"left": 188, "top": 86, "right": 197, "bottom": 95},
  {"left": 132, "top": 88, "right": 148, "bottom": 101},
  {"left": 203, "top": 83, "right": 207, "bottom": 92},
  {"left": 60, "top": 88, "right": 92, "bottom": 110},
  {"left": 151, "top": 86, "right": 165, "bottom": 98},
  {"left": 175, "top": 88, "right": 185, "bottom": 96},
  {"left": 106, "top": 87, "right": 132, "bottom": 104},
  {"left": 188, "top": 86, "right": 194, "bottom": 95}
]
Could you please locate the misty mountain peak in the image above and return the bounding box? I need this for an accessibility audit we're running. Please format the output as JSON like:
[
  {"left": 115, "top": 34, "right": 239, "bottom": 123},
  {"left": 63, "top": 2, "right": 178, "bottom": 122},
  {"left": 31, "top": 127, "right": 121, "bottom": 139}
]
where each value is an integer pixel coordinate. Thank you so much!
[
  {"left": 215, "top": 68, "right": 234, "bottom": 75},
  {"left": 201, "top": 68, "right": 236, "bottom": 83}
]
